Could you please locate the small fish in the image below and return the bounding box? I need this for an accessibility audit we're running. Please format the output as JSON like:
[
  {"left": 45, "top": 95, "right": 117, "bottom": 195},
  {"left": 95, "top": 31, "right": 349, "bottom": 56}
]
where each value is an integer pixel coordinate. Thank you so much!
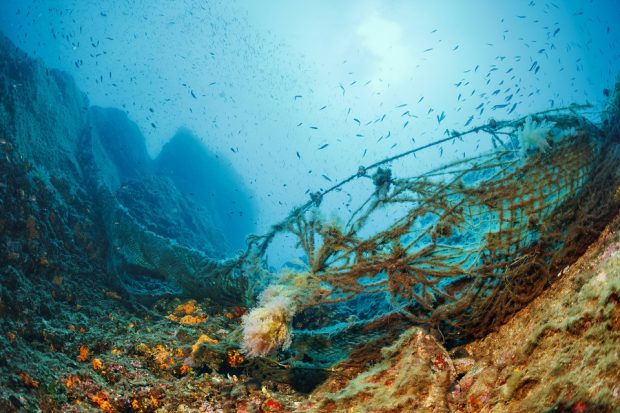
[
  {"left": 395, "top": 103, "right": 408, "bottom": 108},
  {"left": 508, "top": 103, "right": 517, "bottom": 114},
  {"left": 297, "top": 122, "right": 303, "bottom": 126},
  {"left": 453, "top": 45, "right": 459, "bottom": 50},
  {"left": 322, "top": 174, "right": 332, "bottom": 182},
  {"left": 296, "top": 151, "right": 301, "bottom": 159},
  {"left": 294, "top": 95, "right": 302, "bottom": 100},
  {"left": 423, "top": 48, "right": 433, "bottom": 52},
  {"left": 339, "top": 84, "right": 345, "bottom": 95},
  {"left": 418, "top": 96, "right": 424, "bottom": 103},
  {"left": 492, "top": 103, "right": 509, "bottom": 110},
  {"left": 437, "top": 111, "right": 446, "bottom": 124},
  {"left": 319, "top": 105, "right": 327, "bottom": 110},
  {"left": 553, "top": 27, "right": 560, "bottom": 36},
  {"left": 149, "top": 107, "right": 155, "bottom": 113},
  {"left": 353, "top": 118, "right": 360, "bottom": 125},
  {"left": 319, "top": 144, "right": 329, "bottom": 150},
  {"left": 464, "top": 115, "right": 474, "bottom": 126},
  {"left": 403, "top": 121, "right": 409, "bottom": 128},
  {"left": 151, "top": 122, "right": 157, "bottom": 128},
  {"left": 310, "top": 126, "right": 318, "bottom": 130},
  {"left": 191, "top": 90, "right": 197, "bottom": 99},
  {"left": 356, "top": 134, "right": 364, "bottom": 138},
  {"left": 475, "top": 103, "right": 484, "bottom": 110}
]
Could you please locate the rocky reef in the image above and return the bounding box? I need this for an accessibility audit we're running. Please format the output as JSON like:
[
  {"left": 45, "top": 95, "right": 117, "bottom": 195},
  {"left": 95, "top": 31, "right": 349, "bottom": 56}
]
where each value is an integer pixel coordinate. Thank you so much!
[
  {"left": 304, "top": 212, "right": 620, "bottom": 412},
  {"left": 0, "top": 32, "right": 256, "bottom": 411},
  {"left": 0, "top": 32, "right": 618, "bottom": 413}
]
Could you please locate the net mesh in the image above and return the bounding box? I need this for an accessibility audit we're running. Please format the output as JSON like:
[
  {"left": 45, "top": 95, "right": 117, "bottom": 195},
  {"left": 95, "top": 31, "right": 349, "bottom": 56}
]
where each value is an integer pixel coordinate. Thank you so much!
[
  {"left": 99, "top": 193, "right": 248, "bottom": 306},
  {"left": 238, "top": 103, "right": 620, "bottom": 367}
]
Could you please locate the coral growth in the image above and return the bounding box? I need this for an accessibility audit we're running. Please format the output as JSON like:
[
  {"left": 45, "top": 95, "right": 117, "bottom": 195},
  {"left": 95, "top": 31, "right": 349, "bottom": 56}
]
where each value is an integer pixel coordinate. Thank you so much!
[
  {"left": 241, "top": 271, "right": 321, "bottom": 357},
  {"left": 517, "top": 115, "right": 554, "bottom": 154},
  {"left": 517, "top": 115, "right": 577, "bottom": 156},
  {"left": 241, "top": 289, "right": 296, "bottom": 357}
]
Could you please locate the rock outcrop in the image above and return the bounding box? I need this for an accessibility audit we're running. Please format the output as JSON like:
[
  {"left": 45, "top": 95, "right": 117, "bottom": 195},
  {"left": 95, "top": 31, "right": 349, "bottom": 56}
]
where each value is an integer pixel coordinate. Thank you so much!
[{"left": 0, "top": 31, "right": 251, "bottom": 305}]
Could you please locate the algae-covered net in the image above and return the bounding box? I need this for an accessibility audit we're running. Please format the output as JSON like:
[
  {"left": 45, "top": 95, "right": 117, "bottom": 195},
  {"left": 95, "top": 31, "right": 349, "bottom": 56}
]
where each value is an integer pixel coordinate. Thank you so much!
[{"left": 238, "top": 94, "right": 620, "bottom": 367}]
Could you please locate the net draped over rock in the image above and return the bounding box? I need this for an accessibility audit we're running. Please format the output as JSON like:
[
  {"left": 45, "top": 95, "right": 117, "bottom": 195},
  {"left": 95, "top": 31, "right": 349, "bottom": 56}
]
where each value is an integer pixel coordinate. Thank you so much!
[{"left": 239, "top": 102, "right": 620, "bottom": 367}]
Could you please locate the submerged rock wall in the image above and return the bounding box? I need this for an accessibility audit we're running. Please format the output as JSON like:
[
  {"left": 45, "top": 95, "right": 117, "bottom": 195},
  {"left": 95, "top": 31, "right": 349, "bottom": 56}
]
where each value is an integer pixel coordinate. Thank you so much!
[{"left": 0, "top": 32, "right": 250, "bottom": 304}]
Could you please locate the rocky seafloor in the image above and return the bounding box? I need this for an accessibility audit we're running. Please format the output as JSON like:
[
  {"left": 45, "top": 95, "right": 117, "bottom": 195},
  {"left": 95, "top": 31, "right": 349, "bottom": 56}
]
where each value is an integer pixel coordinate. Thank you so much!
[{"left": 0, "top": 33, "right": 619, "bottom": 413}]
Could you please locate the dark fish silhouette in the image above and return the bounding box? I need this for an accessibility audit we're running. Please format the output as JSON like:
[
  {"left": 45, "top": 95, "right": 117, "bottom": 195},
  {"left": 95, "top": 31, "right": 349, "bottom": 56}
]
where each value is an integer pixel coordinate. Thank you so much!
[{"left": 437, "top": 111, "right": 446, "bottom": 124}]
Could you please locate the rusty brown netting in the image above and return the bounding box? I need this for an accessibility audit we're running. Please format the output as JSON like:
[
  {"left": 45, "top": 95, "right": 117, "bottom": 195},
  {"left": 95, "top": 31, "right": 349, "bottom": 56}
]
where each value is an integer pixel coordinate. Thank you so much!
[{"left": 237, "top": 88, "right": 620, "bottom": 366}]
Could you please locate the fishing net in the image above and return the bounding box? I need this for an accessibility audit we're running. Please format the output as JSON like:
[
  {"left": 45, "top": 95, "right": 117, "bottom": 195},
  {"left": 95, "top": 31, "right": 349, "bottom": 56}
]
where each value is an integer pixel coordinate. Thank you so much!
[
  {"left": 237, "top": 88, "right": 620, "bottom": 367},
  {"left": 105, "top": 201, "right": 247, "bottom": 306}
]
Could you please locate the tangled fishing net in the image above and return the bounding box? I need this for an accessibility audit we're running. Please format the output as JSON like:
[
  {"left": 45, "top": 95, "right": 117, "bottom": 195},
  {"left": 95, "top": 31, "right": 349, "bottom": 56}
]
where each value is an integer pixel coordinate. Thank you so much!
[{"left": 237, "top": 83, "right": 620, "bottom": 368}]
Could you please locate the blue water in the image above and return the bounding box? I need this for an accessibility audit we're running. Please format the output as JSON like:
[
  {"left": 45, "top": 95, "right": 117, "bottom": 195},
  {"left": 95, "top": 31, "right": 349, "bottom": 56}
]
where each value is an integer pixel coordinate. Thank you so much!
[{"left": 2, "top": 1, "right": 619, "bottom": 265}]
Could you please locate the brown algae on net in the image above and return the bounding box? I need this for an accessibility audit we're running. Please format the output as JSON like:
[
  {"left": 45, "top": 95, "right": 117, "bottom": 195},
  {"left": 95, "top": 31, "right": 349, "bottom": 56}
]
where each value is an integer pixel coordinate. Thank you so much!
[{"left": 236, "top": 100, "right": 620, "bottom": 367}]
